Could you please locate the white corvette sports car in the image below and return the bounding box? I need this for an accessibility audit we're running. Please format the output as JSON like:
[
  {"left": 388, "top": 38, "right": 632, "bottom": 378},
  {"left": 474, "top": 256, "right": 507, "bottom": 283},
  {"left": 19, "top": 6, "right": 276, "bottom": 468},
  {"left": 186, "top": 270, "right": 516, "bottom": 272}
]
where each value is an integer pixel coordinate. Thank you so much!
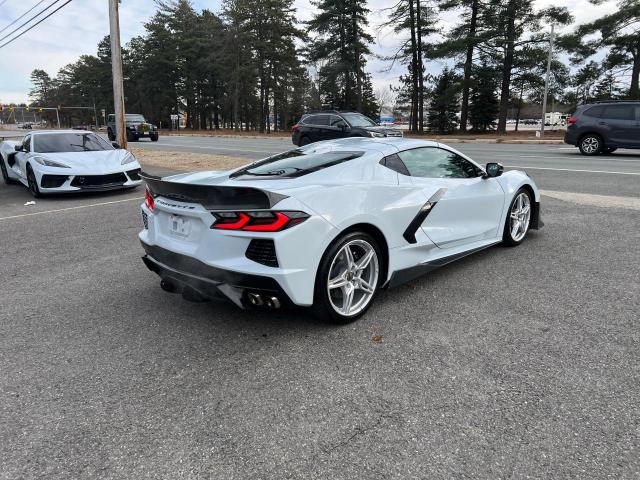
[
  {"left": 0, "top": 130, "right": 142, "bottom": 197},
  {"left": 139, "top": 138, "right": 542, "bottom": 323}
]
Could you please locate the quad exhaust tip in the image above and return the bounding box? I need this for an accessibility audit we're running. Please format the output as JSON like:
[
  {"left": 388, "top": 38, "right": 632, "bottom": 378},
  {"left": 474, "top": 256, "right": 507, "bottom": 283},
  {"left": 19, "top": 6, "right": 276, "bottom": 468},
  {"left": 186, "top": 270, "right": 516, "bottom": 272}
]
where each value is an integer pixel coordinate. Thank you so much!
[{"left": 248, "top": 293, "right": 281, "bottom": 309}]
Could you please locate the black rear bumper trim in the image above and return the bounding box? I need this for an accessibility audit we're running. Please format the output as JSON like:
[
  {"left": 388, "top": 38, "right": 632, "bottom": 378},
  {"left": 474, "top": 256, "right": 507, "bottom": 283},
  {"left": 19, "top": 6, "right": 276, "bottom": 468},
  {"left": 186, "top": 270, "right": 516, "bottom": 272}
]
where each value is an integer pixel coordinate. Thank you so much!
[{"left": 140, "top": 242, "right": 290, "bottom": 305}]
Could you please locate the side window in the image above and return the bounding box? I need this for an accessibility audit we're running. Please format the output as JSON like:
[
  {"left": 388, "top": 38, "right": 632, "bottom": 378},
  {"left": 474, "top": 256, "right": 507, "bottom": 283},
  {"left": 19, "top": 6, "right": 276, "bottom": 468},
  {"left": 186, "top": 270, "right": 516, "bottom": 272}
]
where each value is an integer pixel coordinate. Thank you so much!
[
  {"left": 303, "top": 115, "right": 322, "bottom": 125},
  {"left": 602, "top": 105, "right": 634, "bottom": 121},
  {"left": 108, "top": 115, "right": 115, "bottom": 123},
  {"left": 583, "top": 106, "right": 603, "bottom": 118},
  {"left": 313, "top": 115, "right": 330, "bottom": 126},
  {"left": 22, "top": 135, "right": 31, "bottom": 152},
  {"left": 380, "top": 154, "right": 410, "bottom": 176},
  {"left": 397, "top": 147, "right": 480, "bottom": 179},
  {"left": 329, "top": 115, "right": 345, "bottom": 127}
]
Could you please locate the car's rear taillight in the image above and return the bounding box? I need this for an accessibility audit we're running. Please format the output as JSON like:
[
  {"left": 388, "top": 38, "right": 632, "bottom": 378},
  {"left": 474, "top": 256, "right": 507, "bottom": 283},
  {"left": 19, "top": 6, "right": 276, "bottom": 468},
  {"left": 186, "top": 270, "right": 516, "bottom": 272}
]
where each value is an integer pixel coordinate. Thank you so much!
[
  {"left": 211, "top": 211, "right": 309, "bottom": 232},
  {"left": 145, "top": 187, "right": 155, "bottom": 211},
  {"left": 292, "top": 124, "right": 299, "bottom": 132},
  {"left": 567, "top": 117, "right": 577, "bottom": 124}
]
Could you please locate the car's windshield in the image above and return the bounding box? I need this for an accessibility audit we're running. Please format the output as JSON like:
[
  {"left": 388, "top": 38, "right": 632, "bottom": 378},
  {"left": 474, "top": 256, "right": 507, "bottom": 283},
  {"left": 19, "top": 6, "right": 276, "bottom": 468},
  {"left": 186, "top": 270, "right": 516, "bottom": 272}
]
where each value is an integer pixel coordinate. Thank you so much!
[
  {"left": 230, "top": 149, "right": 364, "bottom": 179},
  {"left": 342, "top": 113, "right": 378, "bottom": 127},
  {"left": 125, "top": 114, "right": 146, "bottom": 123},
  {"left": 33, "top": 133, "right": 115, "bottom": 153}
]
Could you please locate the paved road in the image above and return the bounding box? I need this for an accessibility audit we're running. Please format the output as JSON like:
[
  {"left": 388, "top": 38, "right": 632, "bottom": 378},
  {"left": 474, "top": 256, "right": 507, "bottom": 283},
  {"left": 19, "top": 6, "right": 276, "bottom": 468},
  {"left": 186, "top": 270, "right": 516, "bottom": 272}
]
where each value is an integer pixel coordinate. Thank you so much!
[
  {"left": 130, "top": 135, "right": 640, "bottom": 197},
  {"left": 1, "top": 139, "right": 639, "bottom": 479}
]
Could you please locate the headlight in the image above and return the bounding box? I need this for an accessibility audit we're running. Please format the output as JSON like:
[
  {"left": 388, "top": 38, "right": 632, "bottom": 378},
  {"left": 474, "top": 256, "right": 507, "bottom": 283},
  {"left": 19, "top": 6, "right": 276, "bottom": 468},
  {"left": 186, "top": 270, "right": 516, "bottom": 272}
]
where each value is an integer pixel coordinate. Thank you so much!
[
  {"left": 33, "top": 156, "right": 70, "bottom": 168},
  {"left": 121, "top": 152, "right": 137, "bottom": 165},
  {"left": 369, "top": 131, "right": 385, "bottom": 138}
]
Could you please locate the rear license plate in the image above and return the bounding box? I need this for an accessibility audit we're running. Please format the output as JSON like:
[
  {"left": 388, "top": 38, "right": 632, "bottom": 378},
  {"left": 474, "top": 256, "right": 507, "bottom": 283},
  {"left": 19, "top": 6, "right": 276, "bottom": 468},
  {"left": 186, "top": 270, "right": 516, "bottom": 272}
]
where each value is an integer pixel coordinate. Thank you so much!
[{"left": 169, "top": 215, "right": 190, "bottom": 237}]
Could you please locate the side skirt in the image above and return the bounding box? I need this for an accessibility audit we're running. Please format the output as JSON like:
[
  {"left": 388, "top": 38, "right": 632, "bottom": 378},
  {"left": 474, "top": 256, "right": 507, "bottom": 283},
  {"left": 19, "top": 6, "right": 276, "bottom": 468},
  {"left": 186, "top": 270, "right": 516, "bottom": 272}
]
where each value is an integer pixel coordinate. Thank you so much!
[{"left": 385, "top": 241, "right": 501, "bottom": 289}]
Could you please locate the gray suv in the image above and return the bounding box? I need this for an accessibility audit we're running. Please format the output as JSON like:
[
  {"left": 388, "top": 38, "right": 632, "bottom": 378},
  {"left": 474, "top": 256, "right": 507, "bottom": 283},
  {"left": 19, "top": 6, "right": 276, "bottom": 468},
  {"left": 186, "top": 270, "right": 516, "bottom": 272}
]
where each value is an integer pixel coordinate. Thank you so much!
[{"left": 564, "top": 101, "right": 640, "bottom": 155}]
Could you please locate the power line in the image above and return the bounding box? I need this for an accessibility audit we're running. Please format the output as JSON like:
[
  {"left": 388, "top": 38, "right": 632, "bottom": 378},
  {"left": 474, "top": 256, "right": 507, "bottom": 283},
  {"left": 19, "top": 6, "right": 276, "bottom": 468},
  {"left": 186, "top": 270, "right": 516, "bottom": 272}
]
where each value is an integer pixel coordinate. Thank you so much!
[
  {"left": 0, "top": 0, "right": 72, "bottom": 49},
  {"left": 0, "top": 0, "right": 49, "bottom": 36},
  {"left": 0, "top": 0, "right": 63, "bottom": 44}
]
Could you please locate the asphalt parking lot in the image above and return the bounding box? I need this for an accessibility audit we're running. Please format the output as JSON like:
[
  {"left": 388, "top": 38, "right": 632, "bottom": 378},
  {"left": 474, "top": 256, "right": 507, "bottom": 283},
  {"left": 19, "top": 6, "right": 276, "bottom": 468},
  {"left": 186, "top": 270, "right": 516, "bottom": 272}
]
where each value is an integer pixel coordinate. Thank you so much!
[{"left": 1, "top": 138, "right": 639, "bottom": 479}]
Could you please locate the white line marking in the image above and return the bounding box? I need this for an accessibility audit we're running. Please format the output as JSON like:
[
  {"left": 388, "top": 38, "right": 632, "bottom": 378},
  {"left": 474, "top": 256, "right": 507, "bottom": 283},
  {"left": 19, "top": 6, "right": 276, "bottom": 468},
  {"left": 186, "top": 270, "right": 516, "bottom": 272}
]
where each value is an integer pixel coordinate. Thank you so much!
[
  {"left": 493, "top": 153, "right": 640, "bottom": 163},
  {"left": 505, "top": 165, "right": 640, "bottom": 176},
  {"left": 541, "top": 190, "right": 640, "bottom": 210},
  {"left": 0, "top": 197, "right": 143, "bottom": 221}
]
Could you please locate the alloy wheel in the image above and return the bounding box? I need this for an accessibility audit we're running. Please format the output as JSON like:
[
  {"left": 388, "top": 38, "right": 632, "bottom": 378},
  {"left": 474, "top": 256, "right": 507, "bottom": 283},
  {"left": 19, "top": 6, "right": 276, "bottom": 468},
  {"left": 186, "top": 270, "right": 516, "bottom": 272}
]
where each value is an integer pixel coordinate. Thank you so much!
[
  {"left": 0, "top": 160, "right": 8, "bottom": 181},
  {"left": 327, "top": 239, "right": 379, "bottom": 316},
  {"left": 509, "top": 192, "right": 531, "bottom": 242},
  {"left": 581, "top": 136, "right": 600, "bottom": 154},
  {"left": 27, "top": 169, "right": 39, "bottom": 197}
]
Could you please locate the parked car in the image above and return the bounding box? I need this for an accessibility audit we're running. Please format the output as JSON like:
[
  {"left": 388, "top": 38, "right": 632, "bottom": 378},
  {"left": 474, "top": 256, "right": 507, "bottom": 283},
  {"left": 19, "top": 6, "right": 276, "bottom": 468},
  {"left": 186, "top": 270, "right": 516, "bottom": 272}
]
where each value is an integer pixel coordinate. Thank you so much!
[
  {"left": 564, "top": 101, "right": 640, "bottom": 155},
  {"left": 291, "top": 111, "right": 403, "bottom": 146},
  {"left": 107, "top": 113, "right": 159, "bottom": 142},
  {"left": 139, "top": 137, "right": 542, "bottom": 323},
  {"left": 0, "top": 130, "right": 142, "bottom": 197}
]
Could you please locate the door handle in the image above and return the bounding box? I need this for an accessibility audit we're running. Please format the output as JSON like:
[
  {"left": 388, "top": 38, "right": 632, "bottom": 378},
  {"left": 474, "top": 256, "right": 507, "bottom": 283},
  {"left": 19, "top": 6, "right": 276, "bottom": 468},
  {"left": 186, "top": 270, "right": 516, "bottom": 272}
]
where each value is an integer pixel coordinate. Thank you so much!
[{"left": 598, "top": 121, "right": 607, "bottom": 125}]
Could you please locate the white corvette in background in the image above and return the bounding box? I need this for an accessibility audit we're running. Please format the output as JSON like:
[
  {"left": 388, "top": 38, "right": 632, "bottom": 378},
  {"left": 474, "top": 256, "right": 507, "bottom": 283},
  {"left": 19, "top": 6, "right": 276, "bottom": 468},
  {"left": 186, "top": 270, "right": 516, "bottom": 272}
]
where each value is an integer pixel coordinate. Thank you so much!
[
  {"left": 0, "top": 130, "right": 142, "bottom": 197},
  {"left": 139, "top": 138, "right": 543, "bottom": 323}
]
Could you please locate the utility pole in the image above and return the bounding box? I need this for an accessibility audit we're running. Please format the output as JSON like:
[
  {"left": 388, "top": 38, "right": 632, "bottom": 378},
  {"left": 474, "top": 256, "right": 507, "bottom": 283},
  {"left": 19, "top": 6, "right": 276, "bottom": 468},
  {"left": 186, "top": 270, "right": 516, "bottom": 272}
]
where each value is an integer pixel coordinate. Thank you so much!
[
  {"left": 540, "top": 23, "right": 554, "bottom": 139},
  {"left": 108, "top": 0, "right": 127, "bottom": 148}
]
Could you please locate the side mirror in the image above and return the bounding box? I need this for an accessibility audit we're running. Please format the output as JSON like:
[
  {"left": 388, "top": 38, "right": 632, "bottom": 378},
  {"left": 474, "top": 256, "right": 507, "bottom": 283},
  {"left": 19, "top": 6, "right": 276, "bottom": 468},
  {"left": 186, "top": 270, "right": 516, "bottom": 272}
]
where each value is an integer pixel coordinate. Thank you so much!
[
  {"left": 484, "top": 162, "right": 504, "bottom": 178},
  {"left": 14, "top": 145, "right": 22, "bottom": 152},
  {"left": 112, "top": 142, "right": 121, "bottom": 149}
]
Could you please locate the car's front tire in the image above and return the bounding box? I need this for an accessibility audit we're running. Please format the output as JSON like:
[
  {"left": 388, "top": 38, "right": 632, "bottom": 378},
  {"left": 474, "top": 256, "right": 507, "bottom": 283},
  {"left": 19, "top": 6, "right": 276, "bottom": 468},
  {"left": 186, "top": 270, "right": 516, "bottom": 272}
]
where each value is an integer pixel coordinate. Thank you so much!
[
  {"left": 107, "top": 130, "right": 116, "bottom": 141},
  {"left": 150, "top": 133, "right": 159, "bottom": 142},
  {"left": 26, "top": 165, "right": 41, "bottom": 198},
  {"left": 503, "top": 188, "right": 532, "bottom": 246},
  {"left": 578, "top": 134, "right": 602, "bottom": 155},
  {"left": 312, "top": 231, "right": 382, "bottom": 324}
]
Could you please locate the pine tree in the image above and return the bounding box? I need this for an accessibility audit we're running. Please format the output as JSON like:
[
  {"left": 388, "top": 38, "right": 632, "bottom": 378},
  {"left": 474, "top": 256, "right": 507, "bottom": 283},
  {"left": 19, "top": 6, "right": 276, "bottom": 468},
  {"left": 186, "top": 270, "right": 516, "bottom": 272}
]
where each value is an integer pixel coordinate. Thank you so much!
[
  {"left": 307, "top": 0, "right": 376, "bottom": 113},
  {"left": 468, "top": 64, "right": 498, "bottom": 132},
  {"left": 566, "top": 0, "right": 640, "bottom": 99},
  {"left": 427, "top": 68, "right": 460, "bottom": 134}
]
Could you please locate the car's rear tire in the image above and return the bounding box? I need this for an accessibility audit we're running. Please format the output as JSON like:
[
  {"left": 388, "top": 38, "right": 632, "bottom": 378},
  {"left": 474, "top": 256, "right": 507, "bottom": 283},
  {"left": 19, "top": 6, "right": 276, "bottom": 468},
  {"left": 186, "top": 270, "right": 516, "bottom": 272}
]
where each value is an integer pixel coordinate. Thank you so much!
[
  {"left": 312, "top": 231, "right": 382, "bottom": 324},
  {"left": 1, "top": 158, "right": 16, "bottom": 184},
  {"left": 299, "top": 135, "right": 312, "bottom": 146},
  {"left": 502, "top": 188, "right": 532, "bottom": 246},
  {"left": 578, "top": 134, "right": 602, "bottom": 155},
  {"left": 26, "top": 165, "right": 41, "bottom": 198}
]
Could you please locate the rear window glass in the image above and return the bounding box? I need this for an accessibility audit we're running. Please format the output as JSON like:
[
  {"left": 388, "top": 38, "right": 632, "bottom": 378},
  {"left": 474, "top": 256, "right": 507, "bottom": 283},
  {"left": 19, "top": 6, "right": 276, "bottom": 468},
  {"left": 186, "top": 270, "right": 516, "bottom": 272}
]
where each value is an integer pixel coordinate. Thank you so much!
[
  {"left": 602, "top": 105, "right": 634, "bottom": 120},
  {"left": 33, "top": 133, "right": 114, "bottom": 153},
  {"left": 230, "top": 149, "right": 364, "bottom": 179},
  {"left": 583, "top": 106, "right": 603, "bottom": 117}
]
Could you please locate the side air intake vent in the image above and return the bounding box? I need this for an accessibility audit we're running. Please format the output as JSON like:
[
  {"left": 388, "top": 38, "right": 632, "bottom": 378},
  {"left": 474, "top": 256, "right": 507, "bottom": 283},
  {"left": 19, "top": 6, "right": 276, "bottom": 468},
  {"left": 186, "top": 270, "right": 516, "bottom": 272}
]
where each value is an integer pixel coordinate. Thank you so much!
[{"left": 245, "top": 239, "right": 278, "bottom": 267}]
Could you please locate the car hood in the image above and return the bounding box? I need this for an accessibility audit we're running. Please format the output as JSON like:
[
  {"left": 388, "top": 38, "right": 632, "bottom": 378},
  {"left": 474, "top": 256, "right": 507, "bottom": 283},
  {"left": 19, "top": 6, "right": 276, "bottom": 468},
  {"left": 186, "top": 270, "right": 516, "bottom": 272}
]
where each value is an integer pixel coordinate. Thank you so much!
[{"left": 39, "top": 150, "right": 138, "bottom": 174}]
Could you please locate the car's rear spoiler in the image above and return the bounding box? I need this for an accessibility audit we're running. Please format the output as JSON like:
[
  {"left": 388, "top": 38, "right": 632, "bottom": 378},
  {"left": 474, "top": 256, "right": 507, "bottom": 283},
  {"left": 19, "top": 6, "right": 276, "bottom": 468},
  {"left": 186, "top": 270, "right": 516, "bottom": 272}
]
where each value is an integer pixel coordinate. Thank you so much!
[{"left": 140, "top": 172, "right": 288, "bottom": 210}]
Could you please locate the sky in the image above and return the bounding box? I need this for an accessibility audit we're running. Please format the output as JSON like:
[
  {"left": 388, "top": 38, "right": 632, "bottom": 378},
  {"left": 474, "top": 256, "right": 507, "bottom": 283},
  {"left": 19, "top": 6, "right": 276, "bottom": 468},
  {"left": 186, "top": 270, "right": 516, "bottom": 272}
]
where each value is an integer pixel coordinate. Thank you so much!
[{"left": 0, "top": 0, "right": 618, "bottom": 104}]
